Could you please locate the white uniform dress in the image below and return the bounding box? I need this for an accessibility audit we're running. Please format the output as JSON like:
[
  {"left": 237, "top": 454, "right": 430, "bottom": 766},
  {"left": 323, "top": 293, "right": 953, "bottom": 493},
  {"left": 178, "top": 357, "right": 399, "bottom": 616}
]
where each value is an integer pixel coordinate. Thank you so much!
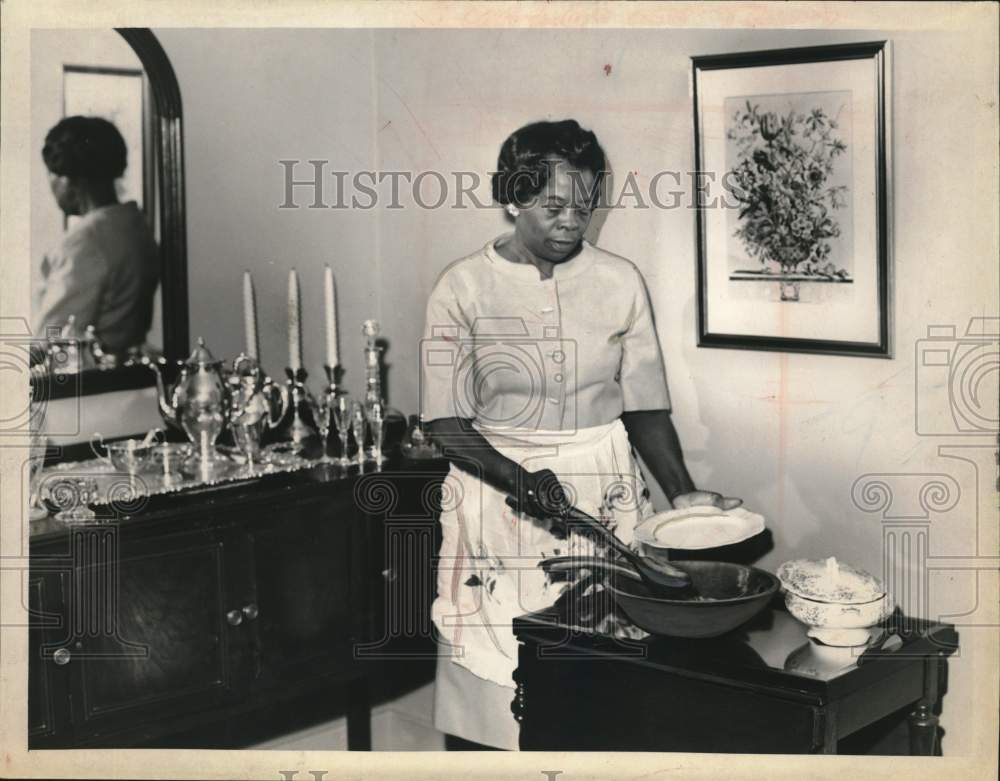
[
  {"left": 34, "top": 202, "right": 160, "bottom": 352},
  {"left": 420, "top": 235, "right": 671, "bottom": 749}
]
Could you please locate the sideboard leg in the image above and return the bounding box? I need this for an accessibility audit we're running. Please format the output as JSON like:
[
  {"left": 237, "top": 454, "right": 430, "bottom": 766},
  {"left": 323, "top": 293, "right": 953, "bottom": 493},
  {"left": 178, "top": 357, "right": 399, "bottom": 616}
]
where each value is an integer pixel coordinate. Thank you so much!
[
  {"left": 346, "top": 677, "right": 372, "bottom": 751},
  {"left": 908, "top": 702, "right": 939, "bottom": 755}
]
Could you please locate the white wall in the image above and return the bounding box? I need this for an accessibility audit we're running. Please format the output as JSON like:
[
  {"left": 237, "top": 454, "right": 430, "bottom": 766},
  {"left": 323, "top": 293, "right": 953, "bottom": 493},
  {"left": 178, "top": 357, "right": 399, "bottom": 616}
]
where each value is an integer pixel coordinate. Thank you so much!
[
  {"left": 154, "top": 29, "right": 379, "bottom": 394},
  {"left": 155, "top": 26, "right": 998, "bottom": 755}
]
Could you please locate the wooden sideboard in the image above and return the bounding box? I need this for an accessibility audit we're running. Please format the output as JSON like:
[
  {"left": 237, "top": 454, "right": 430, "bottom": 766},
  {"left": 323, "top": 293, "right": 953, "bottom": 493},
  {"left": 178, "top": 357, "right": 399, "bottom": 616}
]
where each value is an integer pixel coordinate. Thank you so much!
[{"left": 28, "top": 458, "right": 449, "bottom": 749}]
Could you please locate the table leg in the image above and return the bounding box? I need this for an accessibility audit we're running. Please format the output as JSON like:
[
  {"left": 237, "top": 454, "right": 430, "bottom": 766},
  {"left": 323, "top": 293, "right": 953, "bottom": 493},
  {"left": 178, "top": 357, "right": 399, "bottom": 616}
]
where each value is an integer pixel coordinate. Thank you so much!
[
  {"left": 346, "top": 677, "right": 372, "bottom": 750},
  {"left": 818, "top": 705, "right": 838, "bottom": 754},
  {"left": 907, "top": 702, "right": 939, "bottom": 755},
  {"left": 908, "top": 653, "right": 942, "bottom": 755}
]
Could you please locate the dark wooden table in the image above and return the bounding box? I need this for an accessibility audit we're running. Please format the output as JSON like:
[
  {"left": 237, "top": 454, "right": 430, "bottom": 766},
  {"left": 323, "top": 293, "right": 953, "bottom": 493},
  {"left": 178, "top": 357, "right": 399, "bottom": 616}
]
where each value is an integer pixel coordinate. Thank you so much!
[{"left": 513, "top": 596, "right": 958, "bottom": 754}]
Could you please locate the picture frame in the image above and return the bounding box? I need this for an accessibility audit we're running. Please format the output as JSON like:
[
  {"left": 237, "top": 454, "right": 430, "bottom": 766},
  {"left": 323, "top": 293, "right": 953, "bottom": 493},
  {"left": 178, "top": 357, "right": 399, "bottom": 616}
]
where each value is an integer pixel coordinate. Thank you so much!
[
  {"left": 62, "top": 64, "right": 154, "bottom": 227},
  {"left": 693, "top": 41, "right": 891, "bottom": 357}
]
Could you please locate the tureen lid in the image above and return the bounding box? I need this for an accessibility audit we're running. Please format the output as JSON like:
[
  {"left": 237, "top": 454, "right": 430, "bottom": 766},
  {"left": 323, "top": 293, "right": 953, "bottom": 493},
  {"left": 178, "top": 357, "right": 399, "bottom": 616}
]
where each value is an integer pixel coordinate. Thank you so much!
[
  {"left": 185, "top": 337, "right": 222, "bottom": 366},
  {"left": 776, "top": 557, "right": 884, "bottom": 604}
]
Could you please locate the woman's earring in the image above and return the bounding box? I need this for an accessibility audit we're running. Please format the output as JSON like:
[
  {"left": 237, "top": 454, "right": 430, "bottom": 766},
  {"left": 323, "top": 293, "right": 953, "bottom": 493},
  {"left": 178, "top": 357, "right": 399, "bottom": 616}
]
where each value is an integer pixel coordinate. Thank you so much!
[{"left": 506, "top": 205, "right": 520, "bottom": 219}]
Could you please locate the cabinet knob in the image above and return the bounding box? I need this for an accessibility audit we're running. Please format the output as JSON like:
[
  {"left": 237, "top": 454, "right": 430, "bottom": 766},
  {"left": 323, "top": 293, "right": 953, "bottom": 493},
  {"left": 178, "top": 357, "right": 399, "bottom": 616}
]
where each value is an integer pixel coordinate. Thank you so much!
[
  {"left": 53, "top": 648, "right": 72, "bottom": 666},
  {"left": 226, "top": 609, "right": 244, "bottom": 626},
  {"left": 242, "top": 603, "right": 259, "bottom": 621}
]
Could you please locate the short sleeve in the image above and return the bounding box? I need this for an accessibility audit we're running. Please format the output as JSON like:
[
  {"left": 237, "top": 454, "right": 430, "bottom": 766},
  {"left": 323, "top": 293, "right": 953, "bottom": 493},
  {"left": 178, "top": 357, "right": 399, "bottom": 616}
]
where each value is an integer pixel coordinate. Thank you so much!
[
  {"left": 420, "top": 271, "right": 474, "bottom": 422},
  {"left": 619, "top": 267, "right": 671, "bottom": 412},
  {"left": 32, "top": 234, "right": 106, "bottom": 338}
]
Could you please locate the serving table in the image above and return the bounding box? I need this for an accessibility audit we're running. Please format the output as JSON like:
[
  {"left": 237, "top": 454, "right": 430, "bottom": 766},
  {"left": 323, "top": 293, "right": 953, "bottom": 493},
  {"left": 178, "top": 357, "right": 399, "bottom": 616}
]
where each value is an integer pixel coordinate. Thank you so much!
[
  {"left": 513, "top": 592, "right": 959, "bottom": 754},
  {"left": 28, "top": 454, "right": 449, "bottom": 749}
]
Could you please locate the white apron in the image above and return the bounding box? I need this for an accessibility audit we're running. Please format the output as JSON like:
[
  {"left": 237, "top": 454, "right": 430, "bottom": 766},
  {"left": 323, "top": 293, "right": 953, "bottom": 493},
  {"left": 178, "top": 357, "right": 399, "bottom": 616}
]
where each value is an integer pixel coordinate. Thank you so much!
[{"left": 431, "top": 419, "right": 654, "bottom": 749}]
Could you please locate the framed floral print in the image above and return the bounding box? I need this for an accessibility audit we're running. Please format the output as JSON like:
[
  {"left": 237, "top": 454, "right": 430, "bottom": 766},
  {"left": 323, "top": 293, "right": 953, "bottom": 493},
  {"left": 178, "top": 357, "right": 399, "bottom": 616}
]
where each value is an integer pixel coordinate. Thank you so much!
[{"left": 693, "top": 41, "right": 891, "bottom": 357}]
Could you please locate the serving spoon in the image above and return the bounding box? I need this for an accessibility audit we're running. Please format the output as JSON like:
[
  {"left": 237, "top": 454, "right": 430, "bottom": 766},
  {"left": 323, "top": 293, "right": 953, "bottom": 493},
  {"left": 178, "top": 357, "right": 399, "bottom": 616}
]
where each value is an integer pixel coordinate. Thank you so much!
[{"left": 506, "top": 497, "right": 693, "bottom": 595}]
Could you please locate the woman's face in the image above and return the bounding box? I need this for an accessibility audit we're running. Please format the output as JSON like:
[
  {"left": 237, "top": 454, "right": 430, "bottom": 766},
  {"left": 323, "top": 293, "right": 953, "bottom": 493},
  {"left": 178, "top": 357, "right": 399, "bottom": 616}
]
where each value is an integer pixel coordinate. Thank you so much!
[
  {"left": 513, "top": 159, "right": 596, "bottom": 263},
  {"left": 47, "top": 172, "right": 80, "bottom": 216}
]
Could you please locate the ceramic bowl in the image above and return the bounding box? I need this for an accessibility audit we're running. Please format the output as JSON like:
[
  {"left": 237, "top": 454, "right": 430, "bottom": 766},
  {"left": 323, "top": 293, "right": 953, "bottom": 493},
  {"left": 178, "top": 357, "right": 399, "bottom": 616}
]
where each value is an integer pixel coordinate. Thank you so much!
[
  {"left": 607, "top": 560, "right": 779, "bottom": 639},
  {"left": 777, "top": 557, "right": 884, "bottom": 604},
  {"left": 784, "top": 591, "right": 893, "bottom": 638}
]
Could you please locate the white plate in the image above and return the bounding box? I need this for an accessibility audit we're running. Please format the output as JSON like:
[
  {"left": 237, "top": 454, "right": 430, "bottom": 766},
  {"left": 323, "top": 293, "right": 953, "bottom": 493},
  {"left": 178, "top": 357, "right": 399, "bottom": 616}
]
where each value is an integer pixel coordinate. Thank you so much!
[{"left": 634, "top": 505, "right": 766, "bottom": 550}]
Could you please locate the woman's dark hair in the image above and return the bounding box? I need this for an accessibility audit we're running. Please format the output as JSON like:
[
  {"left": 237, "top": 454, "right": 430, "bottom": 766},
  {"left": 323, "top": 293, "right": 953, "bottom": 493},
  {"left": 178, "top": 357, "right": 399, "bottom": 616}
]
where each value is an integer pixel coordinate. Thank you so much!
[
  {"left": 491, "top": 119, "right": 606, "bottom": 208},
  {"left": 42, "top": 115, "right": 127, "bottom": 180}
]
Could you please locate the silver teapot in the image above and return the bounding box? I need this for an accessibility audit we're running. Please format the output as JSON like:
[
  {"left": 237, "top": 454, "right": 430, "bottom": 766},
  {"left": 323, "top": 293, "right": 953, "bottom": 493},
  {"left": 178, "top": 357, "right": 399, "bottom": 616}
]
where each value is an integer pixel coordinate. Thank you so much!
[
  {"left": 226, "top": 353, "right": 286, "bottom": 469},
  {"left": 144, "top": 338, "right": 230, "bottom": 472}
]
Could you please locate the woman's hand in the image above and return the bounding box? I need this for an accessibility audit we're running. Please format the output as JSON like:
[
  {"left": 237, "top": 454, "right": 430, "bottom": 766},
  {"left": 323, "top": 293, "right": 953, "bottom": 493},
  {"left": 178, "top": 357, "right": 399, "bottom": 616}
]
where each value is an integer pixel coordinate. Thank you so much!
[
  {"left": 670, "top": 490, "right": 743, "bottom": 511},
  {"left": 517, "top": 468, "right": 572, "bottom": 519},
  {"left": 426, "top": 418, "right": 572, "bottom": 521}
]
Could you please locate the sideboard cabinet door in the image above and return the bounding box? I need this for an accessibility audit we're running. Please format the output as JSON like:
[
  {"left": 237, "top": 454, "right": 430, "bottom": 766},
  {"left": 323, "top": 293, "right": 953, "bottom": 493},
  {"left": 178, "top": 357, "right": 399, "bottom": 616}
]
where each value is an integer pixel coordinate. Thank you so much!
[
  {"left": 28, "top": 569, "right": 72, "bottom": 746},
  {"left": 66, "top": 526, "right": 244, "bottom": 744},
  {"left": 240, "top": 491, "right": 362, "bottom": 692}
]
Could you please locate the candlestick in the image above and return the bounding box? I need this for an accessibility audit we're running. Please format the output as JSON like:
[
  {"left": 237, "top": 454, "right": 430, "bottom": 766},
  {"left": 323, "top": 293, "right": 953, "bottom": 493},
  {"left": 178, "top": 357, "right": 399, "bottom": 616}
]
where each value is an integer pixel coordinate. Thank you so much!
[
  {"left": 323, "top": 363, "right": 345, "bottom": 393},
  {"left": 265, "top": 366, "right": 317, "bottom": 448},
  {"left": 243, "top": 270, "right": 260, "bottom": 360},
  {"left": 324, "top": 265, "right": 339, "bottom": 368},
  {"left": 287, "top": 268, "right": 302, "bottom": 372}
]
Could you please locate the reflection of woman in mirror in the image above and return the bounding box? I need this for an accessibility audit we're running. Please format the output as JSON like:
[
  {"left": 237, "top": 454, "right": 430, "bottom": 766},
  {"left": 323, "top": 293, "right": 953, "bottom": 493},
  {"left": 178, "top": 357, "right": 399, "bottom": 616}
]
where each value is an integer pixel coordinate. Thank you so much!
[{"left": 33, "top": 115, "right": 159, "bottom": 358}]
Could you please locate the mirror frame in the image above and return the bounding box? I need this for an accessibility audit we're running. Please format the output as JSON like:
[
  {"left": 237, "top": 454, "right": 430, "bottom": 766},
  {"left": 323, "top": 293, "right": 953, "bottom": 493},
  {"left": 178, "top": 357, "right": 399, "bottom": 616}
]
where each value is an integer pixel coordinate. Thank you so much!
[
  {"left": 117, "top": 27, "right": 189, "bottom": 362},
  {"left": 34, "top": 28, "right": 188, "bottom": 401}
]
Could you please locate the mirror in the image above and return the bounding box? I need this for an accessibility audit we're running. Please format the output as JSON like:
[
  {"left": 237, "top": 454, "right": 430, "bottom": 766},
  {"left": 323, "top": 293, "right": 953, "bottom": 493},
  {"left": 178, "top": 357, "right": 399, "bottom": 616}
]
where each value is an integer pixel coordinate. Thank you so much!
[{"left": 30, "top": 28, "right": 187, "bottom": 399}]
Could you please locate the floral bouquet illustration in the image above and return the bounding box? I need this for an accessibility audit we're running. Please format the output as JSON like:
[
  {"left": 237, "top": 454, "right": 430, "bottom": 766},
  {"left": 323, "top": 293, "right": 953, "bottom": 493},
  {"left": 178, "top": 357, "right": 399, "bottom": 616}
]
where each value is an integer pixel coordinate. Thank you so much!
[{"left": 727, "top": 96, "right": 852, "bottom": 301}]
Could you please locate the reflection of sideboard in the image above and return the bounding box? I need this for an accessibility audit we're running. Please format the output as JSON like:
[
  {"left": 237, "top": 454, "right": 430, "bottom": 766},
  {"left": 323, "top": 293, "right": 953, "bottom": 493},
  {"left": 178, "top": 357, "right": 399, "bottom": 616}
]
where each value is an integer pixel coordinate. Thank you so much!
[{"left": 28, "top": 458, "right": 448, "bottom": 749}]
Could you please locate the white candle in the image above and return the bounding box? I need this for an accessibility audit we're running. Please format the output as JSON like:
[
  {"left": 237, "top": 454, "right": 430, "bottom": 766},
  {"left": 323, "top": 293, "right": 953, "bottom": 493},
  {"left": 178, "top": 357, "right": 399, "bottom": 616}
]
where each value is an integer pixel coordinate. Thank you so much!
[
  {"left": 242, "top": 270, "right": 259, "bottom": 360},
  {"left": 287, "top": 268, "right": 302, "bottom": 371},
  {"left": 324, "top": 265, "right": 339, "bottom": 368}
]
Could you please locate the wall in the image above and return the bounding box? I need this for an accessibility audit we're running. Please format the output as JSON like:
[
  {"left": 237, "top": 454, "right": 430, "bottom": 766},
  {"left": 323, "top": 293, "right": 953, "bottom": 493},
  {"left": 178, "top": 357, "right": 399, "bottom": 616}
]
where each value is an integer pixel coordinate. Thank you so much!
[
  {"left": 154, "top": 29, "right": 378, "bottom": 395},
  {"left": 156, "top": 26, "right": 998, "bottom": 756}
]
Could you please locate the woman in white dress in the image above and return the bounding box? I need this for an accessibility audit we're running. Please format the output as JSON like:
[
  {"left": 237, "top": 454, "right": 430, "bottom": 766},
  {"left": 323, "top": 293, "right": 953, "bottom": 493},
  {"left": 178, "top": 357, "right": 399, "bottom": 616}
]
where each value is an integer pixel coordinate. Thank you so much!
[
  {"left": 34, "top": 116, "right": 160, "bottom": 357},
  {"left": 420, "top": 119, "right": 740, "bottom": 750}
]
